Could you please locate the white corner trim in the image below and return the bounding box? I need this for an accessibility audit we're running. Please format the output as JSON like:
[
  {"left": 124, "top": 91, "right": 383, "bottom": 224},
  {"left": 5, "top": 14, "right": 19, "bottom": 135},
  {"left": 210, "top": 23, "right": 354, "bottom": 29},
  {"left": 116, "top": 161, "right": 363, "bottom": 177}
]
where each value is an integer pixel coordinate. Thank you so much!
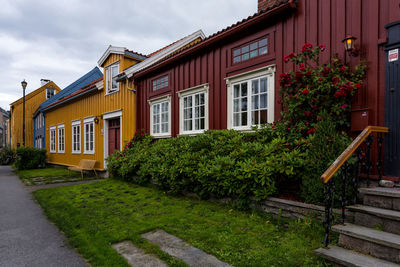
[
  {"left": 83, "top": 116, "right": 94, "bottom": 124},
  {"left": 102, "top": 109, "right": 122, "bottom": 120},
  {"left": 148, "top": 94, "right": 171, "bottom": 105},
  {"left": 125, "top": 29, "right": 206, "bottom": 78},
  {"left": 71, "top": 119, "right": 81, "bottom": 126},
  {"left": 177, "top": 83, "right": 209, "bottom": 97},
  {"left": 225, "top": 64, "right": 276, "bottom": 86},
  {"left": 97, "top": 45, "right": 125, "bottom": 66}
]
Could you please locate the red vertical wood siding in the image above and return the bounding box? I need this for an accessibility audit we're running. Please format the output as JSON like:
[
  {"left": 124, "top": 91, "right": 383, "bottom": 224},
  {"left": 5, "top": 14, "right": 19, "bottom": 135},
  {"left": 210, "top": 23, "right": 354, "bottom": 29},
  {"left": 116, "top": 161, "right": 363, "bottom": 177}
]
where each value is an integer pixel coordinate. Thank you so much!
[{"left": 136, "top": 0, "right": 400, "bottom": 137}]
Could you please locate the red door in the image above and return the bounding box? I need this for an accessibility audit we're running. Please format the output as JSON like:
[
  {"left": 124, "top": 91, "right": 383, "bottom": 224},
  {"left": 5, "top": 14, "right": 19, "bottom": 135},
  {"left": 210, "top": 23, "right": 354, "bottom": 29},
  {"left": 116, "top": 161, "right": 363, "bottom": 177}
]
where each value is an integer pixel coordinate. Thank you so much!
[{"left": 108, "top": 118, "right": 120, "bottom": 155}]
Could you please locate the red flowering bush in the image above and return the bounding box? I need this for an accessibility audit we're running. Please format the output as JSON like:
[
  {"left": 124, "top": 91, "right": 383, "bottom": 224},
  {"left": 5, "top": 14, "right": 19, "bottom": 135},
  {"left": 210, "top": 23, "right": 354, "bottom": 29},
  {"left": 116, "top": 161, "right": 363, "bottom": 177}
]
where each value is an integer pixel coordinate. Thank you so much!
[{"left": 279, "top": 43, "right": 366, "bottom": 135}]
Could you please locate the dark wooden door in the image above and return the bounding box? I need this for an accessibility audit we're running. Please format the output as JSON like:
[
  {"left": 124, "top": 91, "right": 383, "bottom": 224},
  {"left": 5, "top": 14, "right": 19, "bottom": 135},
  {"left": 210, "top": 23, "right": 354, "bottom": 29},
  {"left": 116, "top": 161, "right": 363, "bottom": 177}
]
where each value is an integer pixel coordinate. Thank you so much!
[
  {"left": 108, "top": 118, "right": 120, "bottom": 156},
  {"left": 384, "top": 21, "right": 400, "bottom": 176}
]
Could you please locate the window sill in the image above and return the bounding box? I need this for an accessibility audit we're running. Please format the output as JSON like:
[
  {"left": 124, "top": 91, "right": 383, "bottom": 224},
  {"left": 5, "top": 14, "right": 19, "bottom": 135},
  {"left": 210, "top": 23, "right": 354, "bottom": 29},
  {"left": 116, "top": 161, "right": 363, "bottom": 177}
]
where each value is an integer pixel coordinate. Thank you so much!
[
  {"left": 72, "top": 151, "right": 81, "bottom": 154},
  {"left": 178, "top": 130, "right": 205, "bottom": 136},
  {"left": 84, "top": 151, "right": 95, "bottom": 155},
  {"left": 58, "top": 152, "right": 65, "bottom": 154},
  {"left": 105, "top": 90, "right": 119, "bottom": 96},
  {"left": 151, "top": 134, "right": 171, "bottom": 139},
  {"left": 50, "top": 151, "right": 56, "bottom": 154}
]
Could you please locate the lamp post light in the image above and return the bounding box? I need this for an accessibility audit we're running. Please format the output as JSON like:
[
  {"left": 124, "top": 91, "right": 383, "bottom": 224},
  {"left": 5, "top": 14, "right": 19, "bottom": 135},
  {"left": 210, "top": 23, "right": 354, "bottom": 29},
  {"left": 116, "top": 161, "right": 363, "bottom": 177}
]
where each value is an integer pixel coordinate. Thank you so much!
[{"left": 21, "top": 80, "right": 27, "bottom": 147}]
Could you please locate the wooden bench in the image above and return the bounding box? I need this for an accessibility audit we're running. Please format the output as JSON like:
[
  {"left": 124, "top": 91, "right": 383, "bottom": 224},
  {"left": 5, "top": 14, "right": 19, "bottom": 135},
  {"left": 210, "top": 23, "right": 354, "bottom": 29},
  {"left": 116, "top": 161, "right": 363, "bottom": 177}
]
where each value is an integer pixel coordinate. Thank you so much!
[{"left": 68, "top": 159, "right": 98, "bottom": 179}]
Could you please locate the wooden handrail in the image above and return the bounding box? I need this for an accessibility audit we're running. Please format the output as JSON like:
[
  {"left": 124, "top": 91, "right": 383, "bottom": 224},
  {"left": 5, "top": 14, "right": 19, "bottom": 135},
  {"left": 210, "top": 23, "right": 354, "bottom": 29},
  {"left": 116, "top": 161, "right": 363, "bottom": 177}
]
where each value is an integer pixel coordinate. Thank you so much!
[{"left": 321, "top": 126, "right": 389, "bottom": 184}]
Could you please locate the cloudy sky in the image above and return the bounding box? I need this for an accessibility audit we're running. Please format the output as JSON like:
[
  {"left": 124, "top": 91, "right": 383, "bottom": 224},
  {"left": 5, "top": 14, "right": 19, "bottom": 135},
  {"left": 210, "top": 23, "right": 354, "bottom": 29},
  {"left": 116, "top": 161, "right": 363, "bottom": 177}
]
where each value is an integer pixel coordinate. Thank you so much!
[{"left": 0, "top": 0, "right": 257, "bottom": 110}]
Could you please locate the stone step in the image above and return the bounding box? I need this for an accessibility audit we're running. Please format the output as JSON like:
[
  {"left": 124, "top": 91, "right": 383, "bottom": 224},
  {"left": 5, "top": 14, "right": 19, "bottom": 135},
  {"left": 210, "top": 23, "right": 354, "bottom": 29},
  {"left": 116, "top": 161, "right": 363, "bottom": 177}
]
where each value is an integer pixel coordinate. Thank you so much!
[
  {"left": 315, "top": 245, "right": 400, "bottom": 267},
  {"left": 142, "top": 229, "right": 232, "bottom": 267},
  {"left": 347, "top": 204, "right": 400, "bottom": 235},
  {"left": 359, "top": 188, "right": 400, "bottom": 211},
  {"left": 332, "top": 223, "right": 400, "bottom": 263},
  {"left": 112, "top": 241, "right": 167, "bottom": 267}
]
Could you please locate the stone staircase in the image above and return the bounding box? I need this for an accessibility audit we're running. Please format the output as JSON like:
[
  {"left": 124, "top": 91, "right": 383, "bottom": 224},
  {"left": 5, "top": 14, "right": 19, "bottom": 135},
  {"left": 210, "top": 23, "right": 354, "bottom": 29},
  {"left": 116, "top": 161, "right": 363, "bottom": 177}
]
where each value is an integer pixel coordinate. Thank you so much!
[{"left": 315, "top": 187, "right": 400, "bottom": 266}]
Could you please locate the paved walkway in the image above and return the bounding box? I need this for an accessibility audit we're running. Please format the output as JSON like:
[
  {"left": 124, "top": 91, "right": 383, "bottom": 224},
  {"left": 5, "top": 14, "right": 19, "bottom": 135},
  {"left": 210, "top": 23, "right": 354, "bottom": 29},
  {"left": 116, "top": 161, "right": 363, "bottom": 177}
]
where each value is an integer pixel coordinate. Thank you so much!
[{"left": 0, "top": 166, "right": 87, "bottom": 267}]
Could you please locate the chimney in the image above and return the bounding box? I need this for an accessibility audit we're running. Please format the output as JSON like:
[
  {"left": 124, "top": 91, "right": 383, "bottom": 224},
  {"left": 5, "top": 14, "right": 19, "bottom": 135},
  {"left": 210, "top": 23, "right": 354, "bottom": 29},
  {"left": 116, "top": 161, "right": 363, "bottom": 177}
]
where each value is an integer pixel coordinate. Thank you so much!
[
  {"left": 40, "top": 79, "right": 50, "bottom": 86},
  {"left": 258, "top": 0, "right": 280, "bottom": 12}
]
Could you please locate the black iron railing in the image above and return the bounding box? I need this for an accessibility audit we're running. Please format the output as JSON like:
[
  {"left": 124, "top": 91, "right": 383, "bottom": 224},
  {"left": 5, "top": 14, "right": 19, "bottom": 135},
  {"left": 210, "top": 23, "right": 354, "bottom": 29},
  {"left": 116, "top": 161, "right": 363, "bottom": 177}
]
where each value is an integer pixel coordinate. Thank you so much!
[{"left": 321, "top": 126, "right": 389, "bottom": 247}]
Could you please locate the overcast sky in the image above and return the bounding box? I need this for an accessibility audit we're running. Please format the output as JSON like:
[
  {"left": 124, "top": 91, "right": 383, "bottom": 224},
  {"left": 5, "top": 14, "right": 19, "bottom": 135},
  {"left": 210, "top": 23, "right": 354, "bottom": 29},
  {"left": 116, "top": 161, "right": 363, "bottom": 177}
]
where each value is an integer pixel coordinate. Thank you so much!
[{"left": 0, "top": 0, "right": 257, "bottom": 110}]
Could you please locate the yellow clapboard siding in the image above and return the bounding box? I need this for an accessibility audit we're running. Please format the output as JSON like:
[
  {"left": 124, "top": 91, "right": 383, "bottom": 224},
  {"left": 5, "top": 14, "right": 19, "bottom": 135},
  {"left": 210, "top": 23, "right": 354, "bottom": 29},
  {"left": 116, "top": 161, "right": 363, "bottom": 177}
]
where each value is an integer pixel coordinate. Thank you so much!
[
  {"left": 10, "top": 82, "right": 61, "bottom": 149},
  {"left": 45, "top": 54, "right": 140, "bottom": 171}
]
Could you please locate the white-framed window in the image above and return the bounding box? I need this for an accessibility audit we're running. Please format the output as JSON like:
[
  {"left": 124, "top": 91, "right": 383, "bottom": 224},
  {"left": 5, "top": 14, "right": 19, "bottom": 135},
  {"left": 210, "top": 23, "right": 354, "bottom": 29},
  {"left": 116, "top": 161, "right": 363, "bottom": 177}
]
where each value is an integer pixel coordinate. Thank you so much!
[
  {"left": 57, "top": 124, "right": 65, "bottom": 153},
  {"left": 83, "top": 117, "right": 95, "bottom": 154},
  {"left": 46, "top": 88, "right": 55, "bottom": 99},
  {"left": 226, "top": 65, "right": 275, "bottom": 130},
  {"left": 152, "top": 75, "right": 169, "bottom": 91},
  {"left": 72, "top": 120, "right": 81, "bottom": 154},
  {"left": 149, "top": 95, "right": 171, "bottom": 137},
  {"left": 178, "top": 84, "right": 209, "bottom": 135},
  {"left": 106, "top": 63, "right": 119, "bottom": 94},
  {"left": 50, "top": 126, "right": 56, "bottom": 153}
]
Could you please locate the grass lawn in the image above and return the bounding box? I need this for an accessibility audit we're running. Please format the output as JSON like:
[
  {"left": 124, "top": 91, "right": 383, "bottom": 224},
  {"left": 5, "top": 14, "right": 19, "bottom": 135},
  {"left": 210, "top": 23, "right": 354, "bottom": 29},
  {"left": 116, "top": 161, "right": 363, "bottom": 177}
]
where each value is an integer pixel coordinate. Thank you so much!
[
  {"left": 15, "top": 167, "right": 98, "bottom": 186},
  {"left": 34, "top": 179, "right": 330, "bottom": 267}
]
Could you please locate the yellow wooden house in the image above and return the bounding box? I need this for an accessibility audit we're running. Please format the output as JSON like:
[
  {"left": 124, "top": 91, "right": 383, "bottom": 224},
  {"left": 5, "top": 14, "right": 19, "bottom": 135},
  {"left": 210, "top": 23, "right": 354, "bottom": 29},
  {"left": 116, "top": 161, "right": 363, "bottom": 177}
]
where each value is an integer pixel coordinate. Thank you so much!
[
  {"left": 43, "top": 30, "right": 205, "bottom": 171},
  {"left": 9, "top": 80, "right": 61, "bottom": 149}
]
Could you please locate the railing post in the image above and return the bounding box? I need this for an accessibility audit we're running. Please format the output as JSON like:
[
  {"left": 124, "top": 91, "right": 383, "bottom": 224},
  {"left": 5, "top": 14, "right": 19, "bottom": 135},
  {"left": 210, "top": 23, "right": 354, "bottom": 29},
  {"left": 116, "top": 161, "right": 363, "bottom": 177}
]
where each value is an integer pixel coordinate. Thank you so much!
[
  {"left": 323, "top": 179, "right": 335, "bottom": 247},
  {"left": 340, "top": 163, "right": 348, "bottom": 224},
  {"left": 353, "top": 148, "right": 361, "bottom": 204},
  {"left": 365, "top": 135, "right": 373, "bottom": 187},
  {"left": 376, "top": 133, "right": 384, "bottom": 181}
]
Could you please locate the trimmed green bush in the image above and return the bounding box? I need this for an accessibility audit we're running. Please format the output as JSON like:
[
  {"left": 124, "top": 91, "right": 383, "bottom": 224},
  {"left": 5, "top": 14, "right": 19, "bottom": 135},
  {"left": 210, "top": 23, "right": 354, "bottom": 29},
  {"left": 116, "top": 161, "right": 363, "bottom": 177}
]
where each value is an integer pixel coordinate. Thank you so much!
[
  {"left": 107, "top": 130, "right": 306, "bottom": 205},
  {"left": 15, "top": 147, "right": 46, "bottom": 170}
]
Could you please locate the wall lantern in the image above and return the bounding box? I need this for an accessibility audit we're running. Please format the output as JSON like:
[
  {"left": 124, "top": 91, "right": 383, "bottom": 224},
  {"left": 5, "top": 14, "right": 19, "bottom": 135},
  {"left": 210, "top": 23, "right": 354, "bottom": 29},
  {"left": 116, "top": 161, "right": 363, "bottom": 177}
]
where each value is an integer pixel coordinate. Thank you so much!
[
  {"left": 94, "top": 116, "right": 100, "bottom": 124},
  {"left": 342, "top": 35, "right": 358, "bottom": 57}
]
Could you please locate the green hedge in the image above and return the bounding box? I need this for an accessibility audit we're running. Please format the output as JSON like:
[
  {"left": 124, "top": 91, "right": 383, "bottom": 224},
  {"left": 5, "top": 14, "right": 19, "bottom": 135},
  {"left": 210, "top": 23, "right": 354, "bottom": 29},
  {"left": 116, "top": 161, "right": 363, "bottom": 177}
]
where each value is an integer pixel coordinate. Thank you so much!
[
  {"left": 15, "top": 147, "right": 47, "bottom": 170},
  {"left": 0, "top": 146, "right": 14, "bottom": 165}
]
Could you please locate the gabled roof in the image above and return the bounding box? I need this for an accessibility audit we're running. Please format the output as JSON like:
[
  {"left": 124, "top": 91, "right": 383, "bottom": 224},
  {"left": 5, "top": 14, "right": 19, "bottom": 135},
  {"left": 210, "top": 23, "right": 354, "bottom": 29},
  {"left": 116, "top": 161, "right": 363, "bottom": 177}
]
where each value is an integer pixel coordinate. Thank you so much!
[
  {"left": 134, "top": 0, "right": 296, "bottom": 79},
  {"left": 123, "top": 30, "right": 206, "bottom": 79},
  {"left": 43, "top": 77, "right": 103, "bottom": 112},
  {"left": 10, "top": 81, "right": 60, "bottom": 106},
  {"left": 97, "top": 45, "right": 148, "bottom": 67},
  {"left": 37, "top": 67, "right": 103, "bottom": 116}
]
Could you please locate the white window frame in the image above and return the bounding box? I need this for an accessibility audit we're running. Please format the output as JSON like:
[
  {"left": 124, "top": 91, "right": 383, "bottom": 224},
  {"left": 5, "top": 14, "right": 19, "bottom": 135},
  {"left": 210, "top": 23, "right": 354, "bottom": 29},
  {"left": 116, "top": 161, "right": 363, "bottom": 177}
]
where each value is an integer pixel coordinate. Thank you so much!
[
  {"left": 105, "top": 62, "right": 119, "bottom": 94},
  {"left": 57, "top": 124, "right": 65, "bottom": 153},
  {"left": 50, "top": 126, "right": 56, "bottom": 153},
  {"left": 71, "top": 120, "right": 81, "bottom": 154},
  {"left": 177, "top": 83, "right": 209, "bottom": 135},
  {"left": 83, "top": 117, "right": 95, "bottom": 154},
  {"left": 46, "top": 88, "right": 55, "bottom": 99},
  {"left": 148, "top": 95, "right": 171, "bottom": 138},
  {"left": 225, "top": 65, "right": 275, "bottom": 131}
]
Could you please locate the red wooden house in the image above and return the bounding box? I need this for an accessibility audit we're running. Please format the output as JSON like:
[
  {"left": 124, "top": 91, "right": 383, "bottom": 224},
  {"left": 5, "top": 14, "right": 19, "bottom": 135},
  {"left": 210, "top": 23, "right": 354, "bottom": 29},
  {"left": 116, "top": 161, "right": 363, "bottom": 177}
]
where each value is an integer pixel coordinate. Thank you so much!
[{"left": 127, "top": 0, "right": 400, "bottom": 176}]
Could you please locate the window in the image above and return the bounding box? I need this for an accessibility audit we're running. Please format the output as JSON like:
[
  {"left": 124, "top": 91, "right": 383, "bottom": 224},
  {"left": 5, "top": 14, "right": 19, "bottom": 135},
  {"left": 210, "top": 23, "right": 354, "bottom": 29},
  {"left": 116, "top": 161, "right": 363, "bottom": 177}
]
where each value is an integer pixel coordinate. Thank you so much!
[
  {"left": 152, "top": 75, "right": 169, "bottom": 91},
  {"left": 226, "top": 65, "right": 275, "bottom": 130},
  {"left": 106, "top": 63, "right": 119, "bottom": 93},
  {"left": 149, "top": 96, "right": 171, "bottom": 137},
  {"left": 178, "top": 84, "right": 209, "bottom": 135},
  {"left": 46, "top": 88, "right": 55, "bottom": 99},
  {"left": 233, "top": 37, "right": 268, "bottom": 64},
  {"left": 58, "top": 124, "right": 65, "bottom": 153},
  {"left": 84, "top": 118, "right": 94, "bottom": 154},
  {"left": 50, "top": 126, "right": 56, "bottom": 153},
  {"left": 72, "top": 120, "right": 81, "bottom": 153}
]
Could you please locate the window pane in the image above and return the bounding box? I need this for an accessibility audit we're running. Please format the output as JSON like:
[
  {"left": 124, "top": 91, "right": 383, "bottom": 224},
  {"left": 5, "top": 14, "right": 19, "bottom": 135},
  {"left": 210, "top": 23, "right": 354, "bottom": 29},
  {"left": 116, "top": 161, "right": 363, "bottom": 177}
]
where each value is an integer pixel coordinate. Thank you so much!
[
  {"left": 242, "top": 53, "right": 249, "bottom": 61},
  {"left": 233, "top": 99, "right": 240, "bottom": 112},
  {"left": 260, "top": 77, "right": 267, "bottom": 92},
  {"left": 259, "top": 46, "right": 267, "bottom": 55},
  {"left": 234, "top": 84, "right": 240, "bottom": 98},
  {"left": 241, "top": 83, "right": 247, "bottom": 96},
  {"left": 252, "top": 111, "right": 259, "bottom": 125},
  {"left": 200, "top": 105, "right": 205, "bottom": 117},
  {"left": 233, "top": 56, "right": 241, "bottom": 63},
  {"left": 252, "top": 95, "right": 259, "bottom": 110},
  {"left": 241, "top": 97, "right": 247, "bottom": 111},
  {"left": 260, "top": 110, "right": 268, "bottom": 124},
  {"left": 260, "top": 94, "right": 268, "bottom": 109},
  {"left": 252, "top": 80, "right": 259, "bottom": 94},
  {"left": 233, "top": 113, "right": 240, "bottom": 127},
  {"left": 259, "top": 38, "right": 268, "bottom": 47},
  {"left": 241, "top": 112, "right": 247, "bottom": 126},
  {"left": 233, "top": 49, "right": 241, "bottom": 56},
  {"left": 200, "top": 118, "right": 205, "bottom": 129},
  {"left": 250, "top": 50, "right": 258, "bottom": 58},
  {"left": 241, "top": 45, "right": 249, "bottom": 53}
]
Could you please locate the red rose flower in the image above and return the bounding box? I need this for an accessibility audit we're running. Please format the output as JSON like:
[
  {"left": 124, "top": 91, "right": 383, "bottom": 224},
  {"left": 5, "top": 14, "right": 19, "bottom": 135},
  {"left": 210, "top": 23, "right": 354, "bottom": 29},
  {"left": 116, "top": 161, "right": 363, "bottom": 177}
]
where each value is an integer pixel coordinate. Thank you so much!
[
  {"left": 340, "top": 104, "right": 348, "bottom": 109},
  {"left": 302, "top": 43, "right": 313, "bottom": 52},
  {"left": 307, "top": 128, "right": 316, "bottom": 134},
  {"left": 355, "top": 83, "right": 362, "bottom": 89},
  {"left": 332, "top": 77, "right": 339, "bottom": 84},
  {"left": 318, "top": 116, "right": 322, "bottom": 121},
  {"left": 284, "top": 55, "right": 290, "bottom": 63},
  {"left": 319, "top": 44, "right": 326, "bottom": 51},
  {"left": 340, "top": 66, "right": 346, "bottom": 72},
  {"left": 302, "top": 88, "right": 309, "bottom": 96},
  {"left": 299, "top": 63, "right": 306, "bottom": 72},
  {"left": 304, "top": 111, "right": 313, "bottom": 117}
]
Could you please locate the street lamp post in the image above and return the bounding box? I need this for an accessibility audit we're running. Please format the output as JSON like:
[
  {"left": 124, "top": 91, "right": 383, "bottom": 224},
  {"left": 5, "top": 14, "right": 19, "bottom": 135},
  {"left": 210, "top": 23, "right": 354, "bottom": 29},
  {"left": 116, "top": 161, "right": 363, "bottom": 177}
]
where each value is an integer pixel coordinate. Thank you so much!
[{"left": 21, "top": 80, "right": 27, "bottom": 147}]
